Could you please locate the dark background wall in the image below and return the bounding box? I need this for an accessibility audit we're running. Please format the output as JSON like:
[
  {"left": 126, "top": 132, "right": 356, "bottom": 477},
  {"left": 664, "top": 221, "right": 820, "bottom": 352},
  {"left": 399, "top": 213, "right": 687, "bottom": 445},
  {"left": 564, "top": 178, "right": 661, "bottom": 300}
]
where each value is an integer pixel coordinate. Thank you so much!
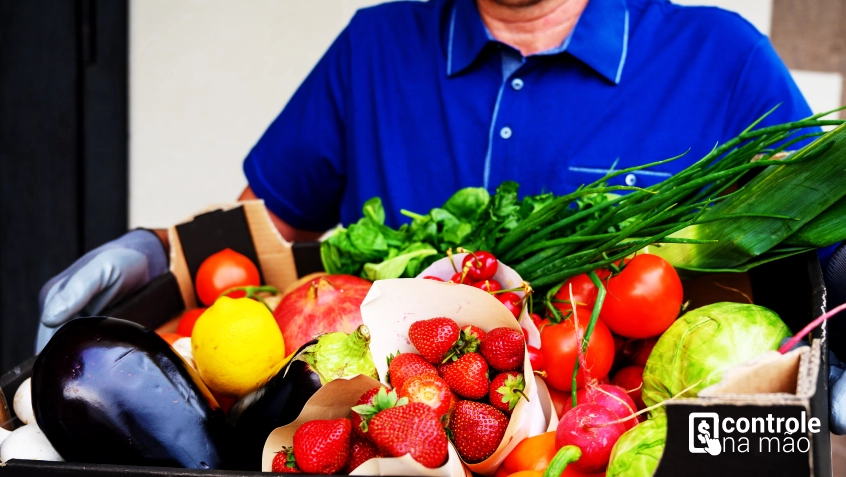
[{"left": 0, "top": 0, "right": 128, "bottom": 372}]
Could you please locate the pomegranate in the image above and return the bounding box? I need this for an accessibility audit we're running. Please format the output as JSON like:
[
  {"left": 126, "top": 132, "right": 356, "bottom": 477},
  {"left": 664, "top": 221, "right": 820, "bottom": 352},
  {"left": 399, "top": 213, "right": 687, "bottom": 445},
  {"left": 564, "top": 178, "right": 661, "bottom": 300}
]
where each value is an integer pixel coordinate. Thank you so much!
[{"left": 273, "top": 275, "right": 373, "bottom": 351}]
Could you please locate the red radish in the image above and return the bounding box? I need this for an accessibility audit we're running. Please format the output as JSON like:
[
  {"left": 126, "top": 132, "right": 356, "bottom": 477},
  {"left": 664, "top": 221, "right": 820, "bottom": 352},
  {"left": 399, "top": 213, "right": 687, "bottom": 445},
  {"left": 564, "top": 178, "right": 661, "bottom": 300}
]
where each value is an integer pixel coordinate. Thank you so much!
[
  {"left": 559, "top": 383, "right": 638, "bottom": 430},
  {"left": 555, "top": 403, "right": 626, "bottom": 473},
  {"left": 273, "top": 275, "right": 371, "bottom": 352},
  {"left": 612, "top": 366, "right": 645, "bottom": 410}
]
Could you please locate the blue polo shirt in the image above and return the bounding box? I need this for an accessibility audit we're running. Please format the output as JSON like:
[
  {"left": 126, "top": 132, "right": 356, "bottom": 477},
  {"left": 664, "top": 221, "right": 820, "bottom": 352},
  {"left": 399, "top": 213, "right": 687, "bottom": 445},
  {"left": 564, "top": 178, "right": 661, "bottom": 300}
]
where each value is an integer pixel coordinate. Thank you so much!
[{"left": 244, "top": 0, "right": 814, "bottom": 231}]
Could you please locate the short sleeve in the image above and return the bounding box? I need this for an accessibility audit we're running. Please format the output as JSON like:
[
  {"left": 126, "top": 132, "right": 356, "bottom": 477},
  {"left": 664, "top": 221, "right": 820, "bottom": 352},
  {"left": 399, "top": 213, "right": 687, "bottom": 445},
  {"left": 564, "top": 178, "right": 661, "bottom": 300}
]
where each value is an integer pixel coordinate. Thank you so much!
[
  {"left": 243, "top": 26, "right": 351, "bottom": 232},
  {"left": 722, "top": 36, "right": 818, "bottom": 147}
]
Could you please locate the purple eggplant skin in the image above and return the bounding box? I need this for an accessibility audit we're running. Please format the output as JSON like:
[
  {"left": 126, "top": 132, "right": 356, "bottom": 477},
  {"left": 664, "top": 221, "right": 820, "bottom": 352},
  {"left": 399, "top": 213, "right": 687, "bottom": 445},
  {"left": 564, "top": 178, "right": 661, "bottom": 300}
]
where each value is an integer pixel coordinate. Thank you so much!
[
  {"left": 31, "top": 317, "right": 232, "bottom": 469},
  {"left": 227, "top": 339, "right": 322, "bottom": 471}
]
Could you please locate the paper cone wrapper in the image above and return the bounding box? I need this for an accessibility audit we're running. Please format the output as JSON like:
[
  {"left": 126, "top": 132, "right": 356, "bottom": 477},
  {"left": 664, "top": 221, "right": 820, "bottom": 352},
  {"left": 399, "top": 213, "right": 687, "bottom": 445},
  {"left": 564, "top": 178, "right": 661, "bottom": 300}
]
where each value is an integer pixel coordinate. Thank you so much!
[
  {"left": 360, "top": 278, "right": 552, "bottom": 475},
  {"left": 262, "top": 375, "right": 468, "bottom": 476},
  {"left": 417, "top": 254, "right": 540, "bottom": 349}
]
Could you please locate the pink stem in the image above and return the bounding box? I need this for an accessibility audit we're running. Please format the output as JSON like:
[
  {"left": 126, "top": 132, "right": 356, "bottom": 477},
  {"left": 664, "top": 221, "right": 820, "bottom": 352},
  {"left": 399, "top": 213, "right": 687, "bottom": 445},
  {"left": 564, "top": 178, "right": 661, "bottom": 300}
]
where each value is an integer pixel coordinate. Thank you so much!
[{"left": 778, "top": 302, "right": 846, "bottom": 354}]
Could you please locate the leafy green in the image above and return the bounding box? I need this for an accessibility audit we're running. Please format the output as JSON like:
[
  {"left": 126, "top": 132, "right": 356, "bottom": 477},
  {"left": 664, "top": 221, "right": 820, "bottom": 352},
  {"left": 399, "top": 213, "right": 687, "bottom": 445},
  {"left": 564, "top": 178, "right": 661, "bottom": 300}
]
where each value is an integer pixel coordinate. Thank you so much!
[
  {"left": 641, "top": 302, "right": 791, "bottom": 415},
  {"left": 606, "top": 414, "right": 667, "bottom": 477}
]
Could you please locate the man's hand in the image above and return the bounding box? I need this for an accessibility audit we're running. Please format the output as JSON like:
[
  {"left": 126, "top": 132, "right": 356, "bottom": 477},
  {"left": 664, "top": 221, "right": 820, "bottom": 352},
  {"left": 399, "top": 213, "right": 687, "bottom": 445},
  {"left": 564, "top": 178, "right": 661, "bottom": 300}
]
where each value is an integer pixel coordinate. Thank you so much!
[{"left": 36, "top": 229, "right": 168, "bottom": 352}]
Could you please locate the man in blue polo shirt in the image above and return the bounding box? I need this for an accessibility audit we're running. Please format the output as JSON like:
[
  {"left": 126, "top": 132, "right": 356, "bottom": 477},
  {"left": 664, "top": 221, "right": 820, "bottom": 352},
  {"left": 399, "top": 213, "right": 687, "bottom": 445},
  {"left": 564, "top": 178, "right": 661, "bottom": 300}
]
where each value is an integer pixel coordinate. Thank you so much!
[
  {"left": 242, "top": 0, "right": 812, "bottom": 236},
  {"left": 39, "top": 0, "right": 846, "bottom": 433}
]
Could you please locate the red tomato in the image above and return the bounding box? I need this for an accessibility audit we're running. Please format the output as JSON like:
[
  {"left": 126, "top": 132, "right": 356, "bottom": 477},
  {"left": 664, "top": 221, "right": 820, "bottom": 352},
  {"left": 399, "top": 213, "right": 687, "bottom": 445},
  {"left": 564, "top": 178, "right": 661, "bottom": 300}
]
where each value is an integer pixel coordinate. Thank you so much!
[
  {"left": 553, "top": 273, "right": 600, "bottom": 311},
  {"left": 612, "top": 365, "right": 646, "bottom": 410},
  {"left": 175, "top": 307, "right": 208, "bottom": 337},
  {"left": 540, "top": 308, "right": 615, "bottom": 391},
  {"left": 195, "top": 248, "right": 261, "bottom": 306},
  {"left": 624, "top": 337, "right": 659, "bottom": 368},
  {"left": 599, "top": 254, "right": 682, "bottom": 339}
]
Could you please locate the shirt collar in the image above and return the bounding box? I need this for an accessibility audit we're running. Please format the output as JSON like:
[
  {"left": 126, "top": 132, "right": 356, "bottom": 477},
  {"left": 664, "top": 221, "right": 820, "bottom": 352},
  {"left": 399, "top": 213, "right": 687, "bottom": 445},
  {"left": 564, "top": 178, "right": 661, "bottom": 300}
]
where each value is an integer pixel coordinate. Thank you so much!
[{"left": 445, "top": 0, "right": 630, "bottom": 84}]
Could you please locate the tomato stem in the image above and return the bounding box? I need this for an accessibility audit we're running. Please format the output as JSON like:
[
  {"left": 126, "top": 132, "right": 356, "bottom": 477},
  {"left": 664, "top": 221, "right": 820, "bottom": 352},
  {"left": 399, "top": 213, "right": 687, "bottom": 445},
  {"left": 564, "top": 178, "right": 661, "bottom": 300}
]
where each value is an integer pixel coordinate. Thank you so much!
[
  {"left": 445, "top": 248, "right": 459, "bottom": 273},
  {"left": 221, "top": 285, "right": 279, "bottom": 312}
]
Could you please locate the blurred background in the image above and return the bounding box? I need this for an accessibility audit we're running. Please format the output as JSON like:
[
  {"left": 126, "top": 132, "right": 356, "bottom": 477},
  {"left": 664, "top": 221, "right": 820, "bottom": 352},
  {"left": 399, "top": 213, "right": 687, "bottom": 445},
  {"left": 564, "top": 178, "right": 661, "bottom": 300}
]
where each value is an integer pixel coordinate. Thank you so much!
[{"left": 1, "top": 0, "right": 845, "bottom": 425}]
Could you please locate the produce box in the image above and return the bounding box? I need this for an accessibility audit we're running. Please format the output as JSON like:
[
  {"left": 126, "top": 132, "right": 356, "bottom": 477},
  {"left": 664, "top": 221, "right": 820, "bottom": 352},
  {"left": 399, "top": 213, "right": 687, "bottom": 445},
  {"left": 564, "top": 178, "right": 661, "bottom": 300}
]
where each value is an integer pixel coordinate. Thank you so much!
[{"left": 0, "top": 202, "right": 833, "bottom": 476}]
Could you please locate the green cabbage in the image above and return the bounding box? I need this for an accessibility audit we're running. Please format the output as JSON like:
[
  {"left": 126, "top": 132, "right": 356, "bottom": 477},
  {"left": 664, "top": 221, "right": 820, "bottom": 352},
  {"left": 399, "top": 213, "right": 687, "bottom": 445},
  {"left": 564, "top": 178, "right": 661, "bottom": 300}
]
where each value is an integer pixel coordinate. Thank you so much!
[
  {"left": 607, "top": 414, "right": 667, "bottom": 477},
  {"left": 642, "top": 302, "right": 791, "bottom": 413}
]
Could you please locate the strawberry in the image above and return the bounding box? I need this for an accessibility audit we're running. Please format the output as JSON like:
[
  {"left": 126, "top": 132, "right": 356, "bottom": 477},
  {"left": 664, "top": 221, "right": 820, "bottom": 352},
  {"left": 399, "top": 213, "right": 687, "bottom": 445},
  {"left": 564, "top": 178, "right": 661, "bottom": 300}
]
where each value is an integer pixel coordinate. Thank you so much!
[
  {"left": 369, "top": 402, "right": 449, "bottom": 468},
  {"left": 408, "top": 317, "right": 460, "bottom": 363},
  {"left": 343, "top": 436, "right": 382, "bottom": 473},
  {"left": 441, "top": 352, "right": 489, "bottom": 400},
  {"left": 271, "top": 447, "right": 300, "bottom": 473},
  {"left": 351, "top": 386, "right": 385, "bottom": 440},
  {"left": 292, "top": 418, "right": 351, "bottom": 474},
  {"left": 480, "top": 327, "right": 525, "bottom": 372},
  {"left": 450, "top": 401, "right": 509, "bottom": 463},
  {"left": 399, "top": 374, "right": 454, "bottom": 420},
  {"left": 489, "top": 371, "right": 527, "bottom": 415},
  {"left": 387, "top": 352, "right": 437, "bottom": 390},
  {"left": 352, "top": 388, "right": 408, "bottom": 435},
  {"left": 462, "top": 325, "right": 486, "bottom": 343}
]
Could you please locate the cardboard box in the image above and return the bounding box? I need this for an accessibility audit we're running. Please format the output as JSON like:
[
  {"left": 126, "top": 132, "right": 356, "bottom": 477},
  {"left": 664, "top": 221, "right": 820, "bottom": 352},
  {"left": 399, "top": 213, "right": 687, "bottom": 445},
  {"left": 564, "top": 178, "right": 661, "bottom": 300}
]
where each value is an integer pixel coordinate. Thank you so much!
[{"left": 0, "top": 202, "right": 833, "bottom": 476}]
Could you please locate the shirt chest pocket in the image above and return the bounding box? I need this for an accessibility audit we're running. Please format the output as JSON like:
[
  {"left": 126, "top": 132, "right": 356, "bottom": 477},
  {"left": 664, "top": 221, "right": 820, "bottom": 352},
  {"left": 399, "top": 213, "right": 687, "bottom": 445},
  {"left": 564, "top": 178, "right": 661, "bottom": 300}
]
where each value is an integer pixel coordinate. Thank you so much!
[{"left": 563, "top": 165, "right": 673, "bottom": 191}]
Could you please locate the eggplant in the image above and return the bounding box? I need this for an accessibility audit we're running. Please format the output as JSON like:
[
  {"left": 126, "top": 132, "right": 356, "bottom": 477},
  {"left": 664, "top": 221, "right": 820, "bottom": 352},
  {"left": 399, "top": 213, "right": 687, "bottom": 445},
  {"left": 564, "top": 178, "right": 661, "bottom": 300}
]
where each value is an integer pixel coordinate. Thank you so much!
[
  {"left": 31, "top": 317, "right": 231, "bottom": 469},
  {"left": 228, "top": 324, "right": 377, "bottom": 470}
]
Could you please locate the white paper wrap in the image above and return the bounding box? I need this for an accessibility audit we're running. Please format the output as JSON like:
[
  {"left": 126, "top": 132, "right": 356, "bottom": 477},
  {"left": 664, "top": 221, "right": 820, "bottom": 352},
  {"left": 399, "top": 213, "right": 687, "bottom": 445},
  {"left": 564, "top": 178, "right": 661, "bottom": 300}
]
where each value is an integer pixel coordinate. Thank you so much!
[
  {"left": 261, "top": 375, "right": 468, "bottom": 477},
  {"left": 360, "top": 278, "right": 554, "bottom": 475}
]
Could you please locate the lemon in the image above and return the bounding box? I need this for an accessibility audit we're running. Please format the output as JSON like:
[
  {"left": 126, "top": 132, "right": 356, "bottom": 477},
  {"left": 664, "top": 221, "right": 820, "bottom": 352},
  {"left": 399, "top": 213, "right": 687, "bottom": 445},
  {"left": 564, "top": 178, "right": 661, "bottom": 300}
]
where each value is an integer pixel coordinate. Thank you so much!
[{"left": 191, "top": 296, "right": 285, "bottom": 397}]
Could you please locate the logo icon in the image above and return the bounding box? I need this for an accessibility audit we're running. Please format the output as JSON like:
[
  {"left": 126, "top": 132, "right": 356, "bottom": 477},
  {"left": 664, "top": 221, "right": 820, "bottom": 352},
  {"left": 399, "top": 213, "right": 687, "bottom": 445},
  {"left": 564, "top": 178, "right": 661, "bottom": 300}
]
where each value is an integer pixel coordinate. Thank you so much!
[{"left": 689, "top": 412, "right": 722, "bottom": 456}]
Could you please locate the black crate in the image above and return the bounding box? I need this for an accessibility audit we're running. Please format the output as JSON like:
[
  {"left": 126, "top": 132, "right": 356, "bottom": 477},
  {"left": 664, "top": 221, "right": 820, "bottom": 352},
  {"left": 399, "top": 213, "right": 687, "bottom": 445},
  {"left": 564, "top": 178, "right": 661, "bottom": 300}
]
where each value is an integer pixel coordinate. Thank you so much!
[{"left": 0, "top": 210, "right": 832, "bottom": 476}]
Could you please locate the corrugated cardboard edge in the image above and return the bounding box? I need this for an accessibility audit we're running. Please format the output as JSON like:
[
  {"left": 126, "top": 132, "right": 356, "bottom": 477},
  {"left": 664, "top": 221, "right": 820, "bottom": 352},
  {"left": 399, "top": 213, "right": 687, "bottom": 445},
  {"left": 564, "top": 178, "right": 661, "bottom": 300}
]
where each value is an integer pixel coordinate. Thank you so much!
[
  {"left": 167, "top": 200, "right": 296, "bottom": 310},
  {"left": 659, "top": 339, "right": 822, "bottom": 475}
]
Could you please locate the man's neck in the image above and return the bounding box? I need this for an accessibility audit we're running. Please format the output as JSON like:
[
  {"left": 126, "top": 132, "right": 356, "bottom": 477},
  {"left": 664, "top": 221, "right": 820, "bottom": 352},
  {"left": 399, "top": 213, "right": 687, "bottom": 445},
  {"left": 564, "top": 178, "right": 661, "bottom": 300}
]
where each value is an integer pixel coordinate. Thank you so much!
[{"left": 476, "top": 0, "right": 589, "bottom": 56}]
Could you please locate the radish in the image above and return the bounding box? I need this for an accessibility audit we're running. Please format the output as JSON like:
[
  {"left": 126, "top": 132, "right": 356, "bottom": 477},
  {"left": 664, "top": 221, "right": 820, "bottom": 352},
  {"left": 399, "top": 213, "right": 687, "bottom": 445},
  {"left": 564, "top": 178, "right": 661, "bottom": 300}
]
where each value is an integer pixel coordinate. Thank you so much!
[
  {"left": 555, "top": 403, "right": 626, "bottom": 473},
  {"left": 560, "top": 383, "right": 638, "bottom": 430}
]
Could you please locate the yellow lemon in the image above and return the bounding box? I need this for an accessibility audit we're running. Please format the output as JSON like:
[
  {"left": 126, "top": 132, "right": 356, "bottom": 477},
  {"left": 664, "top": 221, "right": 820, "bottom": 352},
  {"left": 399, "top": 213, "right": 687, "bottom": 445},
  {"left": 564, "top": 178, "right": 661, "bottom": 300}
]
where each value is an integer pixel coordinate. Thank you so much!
[{"left": 191, "top": 296, "right": 285, "bottom": 397}]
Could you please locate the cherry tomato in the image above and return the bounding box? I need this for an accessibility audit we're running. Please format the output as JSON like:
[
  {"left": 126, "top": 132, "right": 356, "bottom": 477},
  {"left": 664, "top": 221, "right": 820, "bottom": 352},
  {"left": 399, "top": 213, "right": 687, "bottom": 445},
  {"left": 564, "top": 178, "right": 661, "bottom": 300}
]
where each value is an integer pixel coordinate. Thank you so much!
[
  {"left": 540, "top": 308, "right": 615, "bottom": 391},
  {"left": 612, "top": 365, "right": 646, "bottom": 410},
  {"left": 528, "top": 345, "right": 545, "bottom": 371},
  {"left": 599, "top": 254, "right": 682, "bottom": 338},
  {"left": 175, "top": 307, "right": 207, "bottom": 337},
  {"left": 462, "top": 250, "right": 498, "bottom": 281},
  {"left": 497, "top": 292, "right": 523, "bottom": 319},
  {"left": 422, "top": 275, "right": 445, "bottom": 282},
  {"left": 157, "top": 332, "right": 182, "bottom": 345},
  {"left": 474, "top": 279, "right": 503, "bottom": 293},
  {"left": 195, "top": 248, "right": 261, "bottom": 306}
]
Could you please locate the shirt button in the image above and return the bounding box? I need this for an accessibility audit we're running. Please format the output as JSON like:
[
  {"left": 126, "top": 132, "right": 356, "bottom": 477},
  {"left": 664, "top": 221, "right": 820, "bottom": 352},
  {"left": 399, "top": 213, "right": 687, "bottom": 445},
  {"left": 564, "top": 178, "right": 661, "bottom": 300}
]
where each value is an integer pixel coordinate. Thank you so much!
[
  {"left": 625, "top": 173, "right": 637, "bottom": 186},
  {"left": 500, "top": 127, "right": 512, "bottom": 139},
  {"left": 511, "top": 78, "right": 524, "bottom": 91}
]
